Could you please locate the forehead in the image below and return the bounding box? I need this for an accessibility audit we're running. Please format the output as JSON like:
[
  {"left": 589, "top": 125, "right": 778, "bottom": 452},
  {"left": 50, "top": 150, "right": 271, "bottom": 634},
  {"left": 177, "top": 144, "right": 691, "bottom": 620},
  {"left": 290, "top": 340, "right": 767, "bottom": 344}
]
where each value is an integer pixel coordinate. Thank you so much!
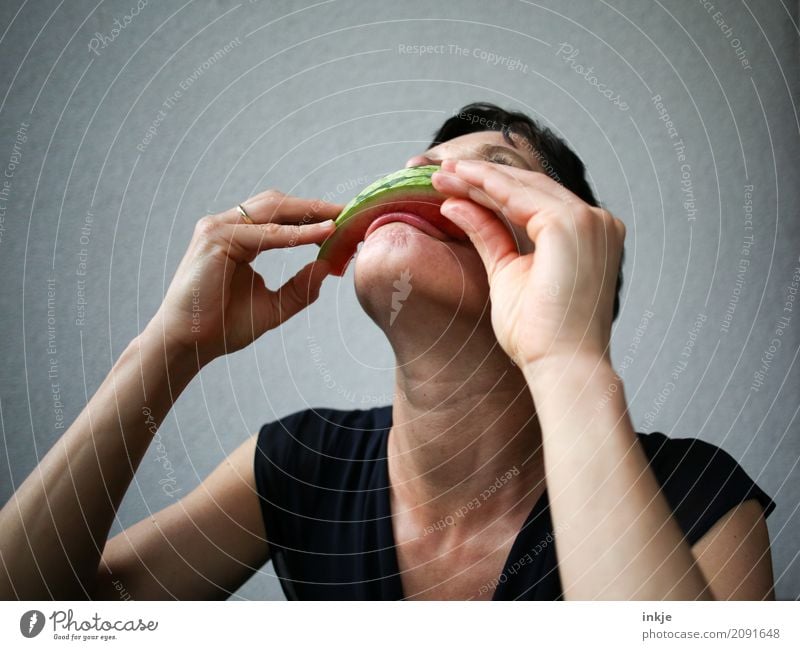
[{"left": 426, "top": 130, "right": 542, "bottom": 170}]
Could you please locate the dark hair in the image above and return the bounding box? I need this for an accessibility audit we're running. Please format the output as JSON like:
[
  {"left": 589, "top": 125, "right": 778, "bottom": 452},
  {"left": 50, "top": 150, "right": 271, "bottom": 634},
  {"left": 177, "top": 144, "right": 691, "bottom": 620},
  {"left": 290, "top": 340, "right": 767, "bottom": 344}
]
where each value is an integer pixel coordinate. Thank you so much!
[{"left": 431, "top": 102, "right": 624, "bottom": 321}]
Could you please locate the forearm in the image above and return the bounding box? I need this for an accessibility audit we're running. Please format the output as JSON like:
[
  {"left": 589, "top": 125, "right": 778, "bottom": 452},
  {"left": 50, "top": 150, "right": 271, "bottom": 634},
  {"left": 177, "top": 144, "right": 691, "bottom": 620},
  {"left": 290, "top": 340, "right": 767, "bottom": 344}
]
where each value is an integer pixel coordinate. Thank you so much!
[
  {"left": 524, "top": 356, "right": 711, "bottom": 600},
  {"left": 0, "top": 321, "right": 197, "bottom": 599}
]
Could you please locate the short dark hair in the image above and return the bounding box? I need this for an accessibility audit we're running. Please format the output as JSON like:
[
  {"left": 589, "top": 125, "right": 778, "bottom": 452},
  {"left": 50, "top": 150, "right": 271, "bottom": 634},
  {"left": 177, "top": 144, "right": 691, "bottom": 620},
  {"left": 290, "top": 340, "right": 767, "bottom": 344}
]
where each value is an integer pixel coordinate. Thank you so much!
[{"left": 430, "top": 102, "right": 623, "bottom": 322}]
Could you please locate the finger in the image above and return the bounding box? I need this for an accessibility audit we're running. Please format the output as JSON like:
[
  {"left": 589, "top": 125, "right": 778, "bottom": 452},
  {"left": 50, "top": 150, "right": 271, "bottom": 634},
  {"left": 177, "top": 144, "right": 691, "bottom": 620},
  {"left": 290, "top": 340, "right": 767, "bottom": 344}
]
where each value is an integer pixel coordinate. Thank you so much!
[
  {"left": 443, "top": 158, "right": 583, "bottom": 204},
  {"left": 432, "top": 169, "right": 507, "bottom": 218},
  {"left": 223, "top": 219, "right": 336, "bottom": 261},
  {"left": 439, "top": 197, "right": 518, "bottom": 281},
  {"left": 217, "top": 190, "right": 344, "bottom": 225},
  {"left": 446, "top": 162, "right": 626, "bottom": 255},
  {"left": 275, "top": 259, "right": 331, "bottom": 323},
  {"left": 438, "top": 161, "right": 619, "bottom": 247},
  {"left": 431, "top": 170, "right": 524, "bottom": 242},
  {"left": 433, "top": 160, "right": 571, "bottom": 229}
]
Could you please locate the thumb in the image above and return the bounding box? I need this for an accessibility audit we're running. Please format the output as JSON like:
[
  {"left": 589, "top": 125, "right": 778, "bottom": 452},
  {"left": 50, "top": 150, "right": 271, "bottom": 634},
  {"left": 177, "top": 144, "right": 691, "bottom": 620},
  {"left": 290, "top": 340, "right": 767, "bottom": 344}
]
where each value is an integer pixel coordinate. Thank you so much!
[
  {"left": 440, "top": 198, "right": 518, "bottom": 281},
  {"left": 275, "top": 258, "right": 331, "bottom": 323}
]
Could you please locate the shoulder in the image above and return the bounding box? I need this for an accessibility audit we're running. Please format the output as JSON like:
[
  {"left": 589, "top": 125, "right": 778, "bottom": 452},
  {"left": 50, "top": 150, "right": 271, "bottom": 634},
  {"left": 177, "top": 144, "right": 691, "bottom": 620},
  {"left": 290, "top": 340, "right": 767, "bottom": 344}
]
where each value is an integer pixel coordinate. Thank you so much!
[
  {"left": 254, "top": 404, "right": 391, "bottom": 490},
  {"left": 636, "top": 431, "right": 776, "bottom": 545}
]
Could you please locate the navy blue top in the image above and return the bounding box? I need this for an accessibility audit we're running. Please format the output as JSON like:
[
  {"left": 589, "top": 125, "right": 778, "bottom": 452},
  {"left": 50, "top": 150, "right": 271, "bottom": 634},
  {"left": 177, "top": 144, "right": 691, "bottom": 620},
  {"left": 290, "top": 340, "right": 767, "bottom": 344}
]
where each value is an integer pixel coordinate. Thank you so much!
[{"left": 254, "top": 405, "right": 776, "bottom": 600}]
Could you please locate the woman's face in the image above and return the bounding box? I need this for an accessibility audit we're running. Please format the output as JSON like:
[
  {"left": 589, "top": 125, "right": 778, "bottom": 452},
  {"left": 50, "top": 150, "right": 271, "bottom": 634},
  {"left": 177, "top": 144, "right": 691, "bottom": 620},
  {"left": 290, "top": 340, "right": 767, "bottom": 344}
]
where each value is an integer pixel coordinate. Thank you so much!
[{"left": 354, "top": 130, "right": 544, "bottom": 331}]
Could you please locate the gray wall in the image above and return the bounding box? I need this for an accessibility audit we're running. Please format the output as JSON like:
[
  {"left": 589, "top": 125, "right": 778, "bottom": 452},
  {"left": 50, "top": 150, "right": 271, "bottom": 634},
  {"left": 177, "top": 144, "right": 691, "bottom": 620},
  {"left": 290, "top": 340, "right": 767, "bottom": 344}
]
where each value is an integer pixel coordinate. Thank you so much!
[{"left": 0, "top": 0, "right": 797, "bottom": 600}]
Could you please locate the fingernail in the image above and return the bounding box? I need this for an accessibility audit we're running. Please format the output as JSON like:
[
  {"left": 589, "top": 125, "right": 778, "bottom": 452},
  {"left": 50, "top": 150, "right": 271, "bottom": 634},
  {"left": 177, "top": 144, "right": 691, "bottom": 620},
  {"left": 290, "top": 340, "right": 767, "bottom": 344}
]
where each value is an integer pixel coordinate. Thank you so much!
[
  {"left": 432, "top": 172, "right": 458, "bottom": 186},
  {"left": 440, "top": 199, "right": 459, "bottom": 211}
]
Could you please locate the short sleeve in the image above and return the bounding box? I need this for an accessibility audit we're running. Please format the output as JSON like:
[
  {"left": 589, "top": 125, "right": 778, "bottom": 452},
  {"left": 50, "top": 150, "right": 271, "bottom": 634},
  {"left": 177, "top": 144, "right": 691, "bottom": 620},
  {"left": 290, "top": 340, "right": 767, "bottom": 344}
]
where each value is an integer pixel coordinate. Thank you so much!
[
  {"left": 638, "top": 432, "right": 777, "bottom": 546},
  {"left": 252, "top": 405, "right": 395, "bottom": 600},
  {"left": 252, "top": 405, "right": 391, "bottom": 549},
  {"left": 253, "top": 408, "right": 313, "bottom": 551}
]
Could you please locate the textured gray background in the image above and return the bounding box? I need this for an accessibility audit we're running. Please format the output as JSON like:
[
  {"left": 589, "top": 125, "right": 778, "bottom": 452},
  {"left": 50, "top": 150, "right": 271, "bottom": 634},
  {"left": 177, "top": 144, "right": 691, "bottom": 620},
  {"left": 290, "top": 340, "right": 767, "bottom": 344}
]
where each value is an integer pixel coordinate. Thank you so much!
[{"left": 0, "top": 0, "right": 797, "bottom": 600}]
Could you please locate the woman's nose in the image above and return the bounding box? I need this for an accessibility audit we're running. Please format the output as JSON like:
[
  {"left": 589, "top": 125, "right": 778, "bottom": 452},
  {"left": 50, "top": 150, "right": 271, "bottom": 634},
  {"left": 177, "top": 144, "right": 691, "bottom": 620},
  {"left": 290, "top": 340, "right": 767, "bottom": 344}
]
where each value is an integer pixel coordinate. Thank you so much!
[{"left": 404, "top": 154, "right": 436, "bottom": 168}]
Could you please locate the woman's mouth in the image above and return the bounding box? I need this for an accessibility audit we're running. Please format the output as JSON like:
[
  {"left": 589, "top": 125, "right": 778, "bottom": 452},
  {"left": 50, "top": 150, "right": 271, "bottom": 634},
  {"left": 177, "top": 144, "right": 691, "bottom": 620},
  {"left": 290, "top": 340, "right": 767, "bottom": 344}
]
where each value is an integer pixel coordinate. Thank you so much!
[
  {"left": 316, "top": 166, "right": 472, "bottom": 275},
  {"left": 364, "top": 212, "right": 453, "bottom": 242}
]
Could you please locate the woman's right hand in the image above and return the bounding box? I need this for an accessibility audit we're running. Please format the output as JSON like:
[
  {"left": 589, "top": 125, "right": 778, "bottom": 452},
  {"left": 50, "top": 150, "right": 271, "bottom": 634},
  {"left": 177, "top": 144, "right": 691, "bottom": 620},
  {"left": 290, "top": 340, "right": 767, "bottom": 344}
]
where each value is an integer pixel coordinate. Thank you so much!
[{"left": 147, "top": 189, "right": 342, "bottom": 367}]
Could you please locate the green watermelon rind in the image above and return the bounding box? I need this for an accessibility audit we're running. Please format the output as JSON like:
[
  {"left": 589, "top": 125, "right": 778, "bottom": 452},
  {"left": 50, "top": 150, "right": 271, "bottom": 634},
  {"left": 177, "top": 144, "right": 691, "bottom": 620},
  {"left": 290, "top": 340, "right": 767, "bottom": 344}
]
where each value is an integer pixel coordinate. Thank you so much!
[
  {"left": 333, "top": 165, "right": 441, "bottom": 223},
  {"left": 317, "top": 165, "right": 443, "bottom": 267}
]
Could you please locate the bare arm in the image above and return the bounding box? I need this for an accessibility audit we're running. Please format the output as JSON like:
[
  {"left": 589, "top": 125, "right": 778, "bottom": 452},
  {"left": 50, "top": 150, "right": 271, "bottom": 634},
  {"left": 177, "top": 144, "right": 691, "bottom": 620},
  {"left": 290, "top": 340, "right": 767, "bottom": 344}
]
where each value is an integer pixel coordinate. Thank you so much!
[
  {"left": 691, "top": 498, "right": 775, "bottom": 600},
  {"left": 94, "top": 434, "right": 267, "bottom": 600},
  {"left": 524, "top": 357, "right": 713, "bottom": 599},
  {"left": 524, "top": 360, "right": 775, "bottom": 599},
  {"left": 0, "top": 327, "right": 196, "bottom": 599},
  {"left": 0, "top": 189, "right": 341, "bottom": 600},
  {"left": 433, "top": 159, "right": 774, "bottom": 600}
]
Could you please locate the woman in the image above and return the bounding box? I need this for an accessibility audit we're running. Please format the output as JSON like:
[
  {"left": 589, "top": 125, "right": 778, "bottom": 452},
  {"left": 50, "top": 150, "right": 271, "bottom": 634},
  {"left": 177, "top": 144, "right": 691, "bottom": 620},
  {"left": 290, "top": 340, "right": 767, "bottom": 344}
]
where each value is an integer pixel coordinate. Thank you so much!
[{"left": 0, "top": 103, "right": 776, "bottom": 600}]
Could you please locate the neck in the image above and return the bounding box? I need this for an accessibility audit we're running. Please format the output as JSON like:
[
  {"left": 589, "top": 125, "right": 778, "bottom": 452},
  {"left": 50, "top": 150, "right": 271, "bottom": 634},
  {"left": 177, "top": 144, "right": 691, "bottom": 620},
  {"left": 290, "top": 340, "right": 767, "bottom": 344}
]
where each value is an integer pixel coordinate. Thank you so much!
[{"left": 386, "top": 315, "right": 545, "bottom": 529}]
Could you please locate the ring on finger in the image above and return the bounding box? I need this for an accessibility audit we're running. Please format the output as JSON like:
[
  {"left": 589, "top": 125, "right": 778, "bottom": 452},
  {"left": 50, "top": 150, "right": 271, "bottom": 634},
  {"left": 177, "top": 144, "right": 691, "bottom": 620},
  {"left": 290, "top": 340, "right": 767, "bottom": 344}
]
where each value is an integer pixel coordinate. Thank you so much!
[{"left": 236, "top": 203, "right": 254, "bottom": 225}]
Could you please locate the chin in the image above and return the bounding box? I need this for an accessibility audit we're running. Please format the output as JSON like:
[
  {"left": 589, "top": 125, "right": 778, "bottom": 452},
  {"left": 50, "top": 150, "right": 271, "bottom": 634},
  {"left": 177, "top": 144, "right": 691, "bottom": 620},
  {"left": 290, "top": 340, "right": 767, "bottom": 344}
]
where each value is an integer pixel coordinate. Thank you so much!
[{"left": 353, "top": 223, "right": 490, "bottom": 331}]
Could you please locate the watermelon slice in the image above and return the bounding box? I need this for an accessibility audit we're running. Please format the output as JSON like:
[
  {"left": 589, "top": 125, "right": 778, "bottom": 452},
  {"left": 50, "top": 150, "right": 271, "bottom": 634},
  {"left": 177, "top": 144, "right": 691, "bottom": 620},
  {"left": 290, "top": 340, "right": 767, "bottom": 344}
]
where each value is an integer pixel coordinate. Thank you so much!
[{"left": 316, "top": 165, "right": 467, "bottom": 275}]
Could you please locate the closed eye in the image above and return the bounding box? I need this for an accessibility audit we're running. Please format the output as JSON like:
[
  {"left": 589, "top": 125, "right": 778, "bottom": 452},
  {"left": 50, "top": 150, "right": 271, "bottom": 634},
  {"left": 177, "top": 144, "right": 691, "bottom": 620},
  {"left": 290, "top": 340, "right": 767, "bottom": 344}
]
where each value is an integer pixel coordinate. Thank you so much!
[
  {"left": 417, "top": 144, "right": 532, "bottom": 169},
  {"left": 488, "top": 151, "right": 517, "bottom": 166},
  {"left": 481, "top": 145, "right": 530, "bottom": 169}
]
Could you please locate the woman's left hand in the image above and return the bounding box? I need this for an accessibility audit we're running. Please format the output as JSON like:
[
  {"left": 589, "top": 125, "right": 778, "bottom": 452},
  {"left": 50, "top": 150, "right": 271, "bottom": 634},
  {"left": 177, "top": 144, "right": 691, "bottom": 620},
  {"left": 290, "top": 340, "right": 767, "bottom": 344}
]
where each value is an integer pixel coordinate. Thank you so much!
[{"left": 431, "top": 159, "right": 625, "bottom": 374}]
